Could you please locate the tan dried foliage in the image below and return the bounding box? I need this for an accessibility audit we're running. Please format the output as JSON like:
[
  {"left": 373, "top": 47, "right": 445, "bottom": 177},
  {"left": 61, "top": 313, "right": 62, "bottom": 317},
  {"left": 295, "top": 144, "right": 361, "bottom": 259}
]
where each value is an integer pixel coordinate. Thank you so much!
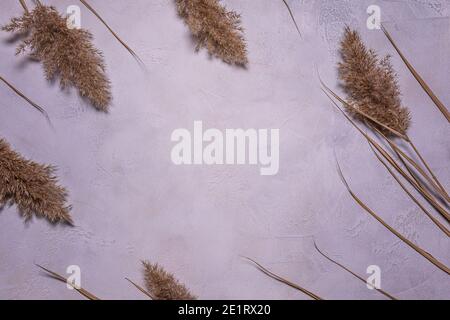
[
  {"left": 338, "top": 27, "right": 410, "bottom": 135},
  {"left": 143, "top": 261, "right": 196, "bottom": 300},
  {"left": 176, "top": 0, "right": 248, "bottom": 66},
  {"left": 0, "top": 139, "right": 72, "bottom": 224},
  {"left": 2, "top": 4, "right": 111, "bottom": 111}
]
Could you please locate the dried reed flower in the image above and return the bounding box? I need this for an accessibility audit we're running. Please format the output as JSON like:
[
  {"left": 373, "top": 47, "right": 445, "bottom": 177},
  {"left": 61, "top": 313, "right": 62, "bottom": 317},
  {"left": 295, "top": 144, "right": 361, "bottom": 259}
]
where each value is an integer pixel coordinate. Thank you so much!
[
  {"left": 2, "top": 4, "right": 111, "bottom": 111},
  {"left": 142, "top": 261, "right": 196, "bottom": 300},
  {"left": 0, "top": 139, "right": 72, "bottom": 224},
  {"left": 176, "top": 0, "right": 248, "bottom": 66},
  {"left": 338, "top": 27, "right": 410, "bottom": 135}
]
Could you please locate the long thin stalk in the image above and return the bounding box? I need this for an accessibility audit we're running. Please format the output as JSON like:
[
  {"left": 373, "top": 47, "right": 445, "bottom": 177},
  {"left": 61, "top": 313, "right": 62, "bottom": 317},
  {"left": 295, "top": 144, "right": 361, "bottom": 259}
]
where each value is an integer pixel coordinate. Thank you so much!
[
  {"left": 321, "top": 85, "right": 450, "bottom": 222},
  {"left": 381, "top": 24, "right": 450, "bottom": 122},
  {"left": 0, "top": 75, "right": 50, "bottom": 122},
  {"left": 243, "top": 257, "right": 323, "bottom": 300},
  {"left": 282, "top": 0, "right": 302, "bottom": 38},
  {"left": 392, "top": 140, "right": 447, "bottom": 202},
  {"left": 125, "top": 278, "right": 154, "bottom": 299},
  {"left": 406, "top": 138, "right": 450, "bottom": 202},
  {"left": 375, "top": 129, "right": 449, "bottom": 206},
  {"left": 377, "top": 132, "right": 450, "bottom": 222},
  {"left": 368, "top": 142, "right": 450, "bottom": 236},
  {"left": 36, "top": 264, "right": 100, "bottom": 300},
  {"left": 335, "top": 160, "right": 450, "bottom": 275},
  {"left": 79, "top": 0, "right": 144, "bottom": 66},
  {"left": 319, "top": 75, "right": 449, "bottom": 202},
  {"left": 18, "top": 0, "right": 28, "bottom": 13},
  {"left": 314, "top": 241, "right": 398, "bottom": 300}
]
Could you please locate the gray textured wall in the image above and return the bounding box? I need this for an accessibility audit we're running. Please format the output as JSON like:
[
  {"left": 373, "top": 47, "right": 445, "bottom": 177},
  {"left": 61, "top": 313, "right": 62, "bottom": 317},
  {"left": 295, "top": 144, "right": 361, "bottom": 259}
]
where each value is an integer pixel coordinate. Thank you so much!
[{"left": 0, "top": 0, "right": 449, "bottom": 300}]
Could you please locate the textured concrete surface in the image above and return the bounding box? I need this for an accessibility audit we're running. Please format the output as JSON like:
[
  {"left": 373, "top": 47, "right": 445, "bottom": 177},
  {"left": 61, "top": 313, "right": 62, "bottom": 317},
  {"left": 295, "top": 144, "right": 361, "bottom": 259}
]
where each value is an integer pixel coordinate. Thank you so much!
[{"left": 0, "top": 0, "right": 449, "bottom": 300}]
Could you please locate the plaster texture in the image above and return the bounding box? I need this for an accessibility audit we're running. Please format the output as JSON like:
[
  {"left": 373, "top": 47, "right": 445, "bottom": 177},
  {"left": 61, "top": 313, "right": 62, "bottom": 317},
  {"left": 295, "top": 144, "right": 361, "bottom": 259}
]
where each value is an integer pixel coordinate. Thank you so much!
[{"left": 0, "top": 0, "right": 449, "bottom": 299}]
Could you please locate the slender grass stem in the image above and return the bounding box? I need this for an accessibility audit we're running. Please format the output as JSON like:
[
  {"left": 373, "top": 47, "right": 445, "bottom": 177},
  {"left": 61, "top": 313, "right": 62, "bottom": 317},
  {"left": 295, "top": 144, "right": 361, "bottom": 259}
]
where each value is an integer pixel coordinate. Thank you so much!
[
  {"left": 36, "top": 264, "right": 100, "bottom": 300},
  {"left": 125, "top": 278, "right": 154, "bottom": 299},
  {"left": 243, "top": 257, "right": 323, "bottom": 300},
  {"left": 282, "top": 0, "right": 302, "bottom": 38},
  {"left": 18, "top": 0, "right": 28, "bottom": 13},
  {"left": 381, "top": 24, "right": 450, "bottom": 122},
  {"left": 335, "top": 160, "right": 450, "bottom": 275},
  {"left": 314, "top": 241, "right": 398, "bottom": 300},
  {"left": 79, "top": 0, "right": 144, "bottom": 66}
]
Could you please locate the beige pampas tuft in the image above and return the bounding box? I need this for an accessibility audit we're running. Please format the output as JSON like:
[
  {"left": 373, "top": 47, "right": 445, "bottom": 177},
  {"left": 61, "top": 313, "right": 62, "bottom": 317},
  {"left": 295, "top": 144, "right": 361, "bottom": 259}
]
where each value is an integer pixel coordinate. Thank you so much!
[
  {"left": 2, "top": 4, "right": 111, "bottom": 111},
  {"left": 338, "top": 27, "right": 410, "bottom": 135},
  {"left": 0, "top": 139, "right": 72, "bottom": 225},
  {"left": 176, "top": 0, "right": 248, "bottom": 66},
  {"left": 142, "top": 261, "right": 196, "bottom": 300}
]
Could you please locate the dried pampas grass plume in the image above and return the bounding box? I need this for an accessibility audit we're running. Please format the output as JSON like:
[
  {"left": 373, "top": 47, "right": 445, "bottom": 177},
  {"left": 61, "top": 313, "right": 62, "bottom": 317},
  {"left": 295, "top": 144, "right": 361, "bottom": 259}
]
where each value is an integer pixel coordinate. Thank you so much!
[
  {"left": 0, "top": 139, "right": 72, "bottom": 225},
  {"left": 2, "top": 4, "right": 111, "bottom": 111},
  {"left": 142, "top": 261, "right": 196, "bottom": 300},
  {"left": 338, "top": 27, "right": 410, "bottom": 135},
  {"left": 176, "top": 0, "right": 248, "bottom": 66}
]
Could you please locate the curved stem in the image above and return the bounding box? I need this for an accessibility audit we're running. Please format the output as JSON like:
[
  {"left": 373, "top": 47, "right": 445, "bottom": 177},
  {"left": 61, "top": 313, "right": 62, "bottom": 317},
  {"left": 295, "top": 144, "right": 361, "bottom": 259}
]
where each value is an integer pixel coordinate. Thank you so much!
[
  {"left": 19, "top": 0, "right": 28, "bottom": 13},
  {"left": 314, "top": 241, "right": 398, "bottom": 300}
]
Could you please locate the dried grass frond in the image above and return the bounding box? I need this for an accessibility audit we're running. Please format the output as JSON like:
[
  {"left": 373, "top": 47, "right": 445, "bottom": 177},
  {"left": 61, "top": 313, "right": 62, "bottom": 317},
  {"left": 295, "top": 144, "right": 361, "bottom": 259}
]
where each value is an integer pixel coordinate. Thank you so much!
[
  {"left": 313, "top": 241, "right": 397, "bottom": 300},
  {"left": 282, "top": 0, "right": 301, "bottom": 38},
  {"left": 125, "top": 277, "right": 154, "bottom": 299},
  {"left": 2, "top": 4, "right": 111, "bottom": 111},
  {"left": 0, "top": 139, "right": 72, "bottom": 225},
  {"left": 335, "top": 158, "right": 450, "bottom": 275},
  {"left": 176, "top": 0, "right": 248, "bottom": 66},
  {"left": 381, "top": 25, "right": 450, "bottom": 122},
  {"left": 367, "top": 141, "right": 450, "bottom": 236},
  {"left": 36, "top": 264, "right": 99, "bottom": 300},
  {"left": 0, "top": 74, "right": 49, "bottom": 121},
  {"left": 142, "top": 261, "right": 196, "bottom": 300},
  {"left": 321, "top": 84, "right": 450, "bottom": 223},
  {"left": 243, "top": 257, "right": 323, "bottom": 300},
  {"left": 18, "top": 0, "right": 29, "bottom": 13},
  {"left": 320, "top": 66, "right": 449, "bottom": 203},
  {"left": 79, "top": 0, "right": 144, "bottom": 66},
  {"left": 338, "top": 27, "right": 410, "bottom": 135}
]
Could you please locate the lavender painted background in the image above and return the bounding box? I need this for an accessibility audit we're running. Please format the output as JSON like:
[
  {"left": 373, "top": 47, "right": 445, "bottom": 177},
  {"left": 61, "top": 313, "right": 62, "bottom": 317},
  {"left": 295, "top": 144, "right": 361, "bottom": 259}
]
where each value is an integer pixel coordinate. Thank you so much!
[{"left": 0, "top": 0, "right": 449, "bottom": 299}]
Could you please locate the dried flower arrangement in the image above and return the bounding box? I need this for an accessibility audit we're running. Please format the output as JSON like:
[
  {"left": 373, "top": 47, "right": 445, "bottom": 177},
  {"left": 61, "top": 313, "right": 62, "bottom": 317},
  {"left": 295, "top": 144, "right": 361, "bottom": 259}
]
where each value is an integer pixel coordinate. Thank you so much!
[
  {"left": 0, "top": 3, "right": 447, "bottom": 301},
  {"left": 2, "top": 2, "right": 111, "bottom": 111},
  {"left": 253, "top": 25, "right": 449, "bottom": 299},
  {"left": 317, "top": 27, "right": 450, "bottom": 277},
  {"left": 335, "top": 27, "right": 449, "bottom": 216},
  {"left": 176, "top": 0, "right": 248, "bottom": 66},
  {"left": 0, "top": 139, "right": 72, "bottom": 225}
]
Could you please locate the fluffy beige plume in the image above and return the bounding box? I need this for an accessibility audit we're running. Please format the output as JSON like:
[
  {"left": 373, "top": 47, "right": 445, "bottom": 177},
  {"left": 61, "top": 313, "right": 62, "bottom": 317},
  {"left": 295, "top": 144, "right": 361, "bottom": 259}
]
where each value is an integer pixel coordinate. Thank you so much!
[
  {"left": 0, "top": 139, "right": 72, "bottom": 224},
  {"left": 3, "top": 4, "right": 111, "bottom": 111}
]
